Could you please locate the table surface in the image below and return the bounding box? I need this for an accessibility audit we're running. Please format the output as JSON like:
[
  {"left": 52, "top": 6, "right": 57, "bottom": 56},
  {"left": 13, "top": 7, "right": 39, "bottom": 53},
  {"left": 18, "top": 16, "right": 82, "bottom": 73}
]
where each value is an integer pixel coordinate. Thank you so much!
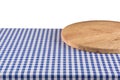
[{"left": 0, "top": 28, "right": 120, "bottom": 80}]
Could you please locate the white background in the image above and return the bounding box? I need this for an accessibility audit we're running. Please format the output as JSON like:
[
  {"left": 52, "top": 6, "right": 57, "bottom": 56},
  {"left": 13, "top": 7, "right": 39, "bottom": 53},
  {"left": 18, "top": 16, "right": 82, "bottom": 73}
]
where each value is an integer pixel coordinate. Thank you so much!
[{"left": 0, "top": 0, "right": 120, "bottom": 28}]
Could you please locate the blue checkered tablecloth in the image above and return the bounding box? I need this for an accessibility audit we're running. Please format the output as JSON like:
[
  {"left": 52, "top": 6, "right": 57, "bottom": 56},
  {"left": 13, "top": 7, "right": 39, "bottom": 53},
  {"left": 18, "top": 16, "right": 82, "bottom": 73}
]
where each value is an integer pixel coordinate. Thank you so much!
[{"left": 0, "top": 28, "right": 120, "bottom": 80}]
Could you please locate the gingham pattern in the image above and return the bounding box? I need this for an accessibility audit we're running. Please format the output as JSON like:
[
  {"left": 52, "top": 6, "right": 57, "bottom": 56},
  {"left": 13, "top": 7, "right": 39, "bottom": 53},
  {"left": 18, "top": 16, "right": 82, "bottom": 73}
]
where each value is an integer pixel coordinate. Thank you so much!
[{"left": 0, "top": 28, "right": 120, "bottom": 80}]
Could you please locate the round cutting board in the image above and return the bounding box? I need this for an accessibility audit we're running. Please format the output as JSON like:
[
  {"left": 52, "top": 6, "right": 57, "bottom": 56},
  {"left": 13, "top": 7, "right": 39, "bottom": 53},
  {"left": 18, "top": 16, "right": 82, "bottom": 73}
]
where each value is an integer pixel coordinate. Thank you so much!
[{"left": 61, "top": 20, "right": 120, "bottom": 53}]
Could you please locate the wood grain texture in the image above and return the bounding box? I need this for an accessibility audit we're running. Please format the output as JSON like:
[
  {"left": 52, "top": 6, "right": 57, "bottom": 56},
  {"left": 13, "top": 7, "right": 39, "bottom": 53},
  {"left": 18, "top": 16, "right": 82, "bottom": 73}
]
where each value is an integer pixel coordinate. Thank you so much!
[{"left": 61, "top": 20, "right": 120, "bottom": 53}]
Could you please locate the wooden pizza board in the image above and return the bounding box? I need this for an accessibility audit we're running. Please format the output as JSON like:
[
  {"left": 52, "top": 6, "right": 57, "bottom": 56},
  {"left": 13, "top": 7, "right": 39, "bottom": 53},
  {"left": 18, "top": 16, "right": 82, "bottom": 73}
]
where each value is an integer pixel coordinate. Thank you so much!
[{"left": 61, "top": 20, "right": 120, "bottom": 53}]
